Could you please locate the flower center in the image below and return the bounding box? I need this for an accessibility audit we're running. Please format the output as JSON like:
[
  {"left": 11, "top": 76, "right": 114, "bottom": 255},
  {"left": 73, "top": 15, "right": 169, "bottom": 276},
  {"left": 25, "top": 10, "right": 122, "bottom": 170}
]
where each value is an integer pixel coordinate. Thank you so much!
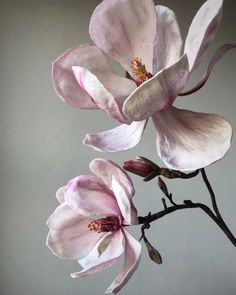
[
  {"left": 88, "top": 216, "right": 120, "bottom": 233},
  {"left": 131, "top": 57, "right": 153, "bottom": 86}
]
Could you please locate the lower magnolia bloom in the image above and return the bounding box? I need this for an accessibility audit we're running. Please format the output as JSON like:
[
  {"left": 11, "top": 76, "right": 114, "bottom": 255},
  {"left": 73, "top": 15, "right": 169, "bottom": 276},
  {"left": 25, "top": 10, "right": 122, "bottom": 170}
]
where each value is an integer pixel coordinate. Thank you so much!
[{"left": 46, "top": 158, "right": 141, "bottom": 294}]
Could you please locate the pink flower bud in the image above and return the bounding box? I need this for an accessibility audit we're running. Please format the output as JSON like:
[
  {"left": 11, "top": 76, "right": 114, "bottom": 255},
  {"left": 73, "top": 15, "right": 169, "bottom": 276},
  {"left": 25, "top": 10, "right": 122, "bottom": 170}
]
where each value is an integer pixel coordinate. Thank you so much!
[{"left": 123, "top": 160, "right": 154, "bottom": 177}]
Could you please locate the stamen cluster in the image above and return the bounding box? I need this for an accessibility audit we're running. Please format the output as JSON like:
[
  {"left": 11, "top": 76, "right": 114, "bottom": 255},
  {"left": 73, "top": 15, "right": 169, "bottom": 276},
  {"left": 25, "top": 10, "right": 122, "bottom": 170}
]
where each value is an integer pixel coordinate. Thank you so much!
[
  {"left": 88, "top": 216, "right": 120, "bottom": 233},
  {"left": 131, "top": 57, "right": 153, "bottom": 85}
]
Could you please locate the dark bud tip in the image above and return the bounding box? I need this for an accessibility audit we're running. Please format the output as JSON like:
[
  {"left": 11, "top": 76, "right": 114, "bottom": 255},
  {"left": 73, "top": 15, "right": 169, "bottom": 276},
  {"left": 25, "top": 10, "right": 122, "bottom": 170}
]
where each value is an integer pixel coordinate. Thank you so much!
[
  {"left": 144, "top": 238, "right": 163, "bottom": 265},
  {"left": 158, "top": 177, "right": 169, "bottom": 196},
  {"left": 123, "top": 159, "right": 155, "bottom": 178}
]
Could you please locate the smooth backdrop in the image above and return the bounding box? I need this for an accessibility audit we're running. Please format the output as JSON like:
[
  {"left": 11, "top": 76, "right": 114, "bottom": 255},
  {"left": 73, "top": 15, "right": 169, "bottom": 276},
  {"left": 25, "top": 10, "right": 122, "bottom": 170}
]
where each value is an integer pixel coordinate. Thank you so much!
[{"left": 0, "top": 0, "right": 236, "bottom": 294}]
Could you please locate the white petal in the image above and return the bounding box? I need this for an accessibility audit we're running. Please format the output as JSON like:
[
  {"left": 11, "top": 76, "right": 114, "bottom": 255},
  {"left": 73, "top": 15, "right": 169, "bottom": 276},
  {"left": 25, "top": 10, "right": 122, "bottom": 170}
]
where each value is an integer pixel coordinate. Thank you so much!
[
  {"left": 105, "top": 229, "right": 141, "bottom": 294},
  {"left": 46, "top": 216, "right": 106, "bottom": 260},
  {"left": 89, "top": 158, "right": 135, "bottom": 200},
  {"left": 123, "top": 54, "right": 189, "bottom": 121},
  {"left": 112, "top": 177, "right": 138, "bottom": 225},
  {"left": 72, "top": 257, "right": 119, "bottom": 279},
  {"left": 180, "top": 43, "right": 236, "bottom": 95},
  {"left": 46, "top": 203, "right": 85, "bottom": 231},
  {"left": 55, "top": 186, "right": 67, "bottom": 203},
  {"left": 72, "top": 66, "right": 133, "bottom": 124},
  {"left": 65, "top": 175, "right": 120, "bottom": 217},
  {"left": 89, "top": 0, "right": 157, "bottom": 75},
  {"left": 84, "top": 120, "right": 147, "bottom": 152},
  {"left": 75, "top": 230, "right": 124, "bottom": 274},
  {"left": 52, "top": 44, "right": 99, "bottom": 109},
  {"left": 153, "top": 5, "right": 183, "bottom": 73},
  {"left": 184, "top": 0, "right": 223, "bottom": 72},
  {"left": 152, "top": 106, "right": 232, "bottom": 171}
]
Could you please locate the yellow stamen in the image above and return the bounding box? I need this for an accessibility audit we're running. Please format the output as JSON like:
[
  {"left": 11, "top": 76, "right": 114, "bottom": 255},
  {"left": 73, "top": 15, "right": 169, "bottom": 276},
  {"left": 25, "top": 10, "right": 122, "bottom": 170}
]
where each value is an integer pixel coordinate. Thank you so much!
[{"left": 131, "top": 57, "right": 152, "bottom": 85}]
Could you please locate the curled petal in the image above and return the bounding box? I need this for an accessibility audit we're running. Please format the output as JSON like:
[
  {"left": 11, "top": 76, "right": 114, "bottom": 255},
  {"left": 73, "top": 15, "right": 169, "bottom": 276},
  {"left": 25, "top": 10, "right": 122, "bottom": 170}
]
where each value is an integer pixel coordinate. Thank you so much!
[
  {"left": 89, "top": 158, "right": 135, "bottom": 200},
  {"left": 72, "top": 230, "right": 124, "bottom": 278},
  {"left": 84, "top": 120, "right": 147, "bottom": 152},
  {"left": 105, "top": 229, "right": 141, "bottom": 294},
  {"left": 55, "top": 186, "right": 67, "bottom": 203},
  {"left": 112, "top": 177, "right": 138, "bottom": 225},
  {"left": 180, "top": 43, "right": 236, "bottom": 96},
  {"left": 52, "top": 45, "right": 99, "bottom": 109},
  {"left": 184, "top": 0, "right": 223, "bottom": 72},
  {"left": 152, "top": 106, "right": 232, "bottom": 171},
  {"left": 65, "top": 175, "right": 120, "bottom": 217},
  {"left": 72, "top": 66, "right": 134, "bottom": 123},
  {"left": 153, "top": 5, "right": 183, "bottom": 73},
  {"left": 71, "top": 50, "right": 136, "bottom": 100},
  {"left": 47, "top": 214, "right": 105, "bottom": 260},
  {"left": 123, "top": 54, "right": 189, "bottom": 121},
  {"left": 72, "top": 258, "right": 119, "bottom": 279},
  {"left": 89, "top": 0, "right": 157, "bottom": 75}
]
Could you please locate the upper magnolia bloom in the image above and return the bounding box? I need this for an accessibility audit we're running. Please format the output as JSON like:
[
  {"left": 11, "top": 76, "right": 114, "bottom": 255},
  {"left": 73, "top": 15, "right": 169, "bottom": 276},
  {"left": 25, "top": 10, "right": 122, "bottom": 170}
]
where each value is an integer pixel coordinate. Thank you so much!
[
  {"left": 52, "top": 0, "right": 234, "bottom": 171},
  {"left": 46, "top": 158, "right": 141, "bottom": 294}
]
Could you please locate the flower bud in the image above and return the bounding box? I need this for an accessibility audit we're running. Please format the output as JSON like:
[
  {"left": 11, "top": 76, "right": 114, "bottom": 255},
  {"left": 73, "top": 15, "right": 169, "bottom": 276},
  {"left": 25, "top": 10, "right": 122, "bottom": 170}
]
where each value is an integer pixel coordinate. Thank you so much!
[
  {"left": 143, "top": 236, "right": 162, "bottom": 265},
  {"left": 158, "top": 177, "right": 169, "bottom": 197},
  {"left": 123, "top": 159, "right": 154, "bottom": 177}
]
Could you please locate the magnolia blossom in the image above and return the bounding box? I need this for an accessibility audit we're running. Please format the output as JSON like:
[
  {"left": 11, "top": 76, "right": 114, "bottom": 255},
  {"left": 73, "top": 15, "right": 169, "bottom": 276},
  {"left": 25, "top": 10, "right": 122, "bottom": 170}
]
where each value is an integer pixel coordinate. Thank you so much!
[
  {"left": 46, "top": 158, "right": 141, "bottom": 294},
  {"left": 52, "top": 0, "right": 234, "bottom": 171}
]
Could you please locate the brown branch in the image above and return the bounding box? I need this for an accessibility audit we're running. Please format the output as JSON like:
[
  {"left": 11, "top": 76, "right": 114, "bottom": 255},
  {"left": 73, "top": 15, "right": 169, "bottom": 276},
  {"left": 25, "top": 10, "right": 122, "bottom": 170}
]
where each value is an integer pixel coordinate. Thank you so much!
[
  {"left": 138, "top": 200, "right": 236, "bottom": 247},
  {"left": 200, "top": 168, "right": 236, "bottom": 246}
]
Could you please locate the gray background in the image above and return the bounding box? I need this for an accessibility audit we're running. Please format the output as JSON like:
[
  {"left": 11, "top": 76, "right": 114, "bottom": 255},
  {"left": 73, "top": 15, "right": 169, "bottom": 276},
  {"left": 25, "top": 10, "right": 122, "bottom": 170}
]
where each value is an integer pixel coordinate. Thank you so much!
[{"left": 0, "top": 0, "right": 236, "bottom": 294}]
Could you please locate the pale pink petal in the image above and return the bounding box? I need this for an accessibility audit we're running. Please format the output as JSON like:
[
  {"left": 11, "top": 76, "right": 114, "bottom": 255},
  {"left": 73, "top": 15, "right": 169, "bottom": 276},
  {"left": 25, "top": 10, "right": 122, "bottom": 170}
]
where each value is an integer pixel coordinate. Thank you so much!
[
  {"left": 52, "top": 45, "right": 99, "bottom": 109},
  {"left": 72, "top": 257, "right": 120, "bottom": 278},
  {"left": 112, "top": 177, "right": 138, "bottom": 225},
  {"left": 84, "top": 120, "right": 147, "bottom": 152},
  {"left": 55, "top": 186, "right": 67, "bottom": 203},
  {"left": 180, "top": 43, "right": 236, "bottom": 96},
  {"left": 47, "top": 202, "right": 86, "bottom": 231},
  {"left": 105, "top": 229, "right": 141, "bottom": 294},
  {"left": 72, "top": 230, "right": 124, "bottom": 278},
  {"left": 152, "top": 106, "right": 232, "bottom": 171},
  {"left": 89, "top": 0, "right": 157, "bottom": 75},
  {"left": 184, "top": 0, "right": 223, "bottom": 72},
  {"left": 153, "top": 5, "right": 183, "bottom": 73},
  {"left": 72, "top": 66, "right": 135, "bottom": 123},
  {"left": 53, "top": 43, "right": 134, "bottom": 114},
  {"left": 89, "top": 158, "right": 135, "bottom": 199},
  {"left": 70, "top": 50, "right": 136, "bottom": 98},
  {"left": 46, "top": 216, "right": 106, "bottom": 260},
  {"left": 65, "top": 175, "right": 120, "bottom": 217},
  {"left": 123, "top": 54, "right": 189, "bottom": 121}
]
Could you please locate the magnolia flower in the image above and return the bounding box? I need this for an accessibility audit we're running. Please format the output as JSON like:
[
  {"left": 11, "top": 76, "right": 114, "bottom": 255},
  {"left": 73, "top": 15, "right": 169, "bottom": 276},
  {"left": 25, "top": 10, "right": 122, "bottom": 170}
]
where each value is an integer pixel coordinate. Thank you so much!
[
  {"left": 46, "top": 158, "right": 141, "bottom": 294},
  {"left": 53, "top": 0, "right": 235, "bottom": 171}
]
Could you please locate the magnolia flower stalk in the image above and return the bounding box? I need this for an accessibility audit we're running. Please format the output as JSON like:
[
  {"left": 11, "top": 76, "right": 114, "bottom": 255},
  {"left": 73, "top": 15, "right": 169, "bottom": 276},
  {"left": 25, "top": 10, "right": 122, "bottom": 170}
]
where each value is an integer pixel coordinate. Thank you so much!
[{"left": 52, "top": 0, "right": 235, "bottom": 171}]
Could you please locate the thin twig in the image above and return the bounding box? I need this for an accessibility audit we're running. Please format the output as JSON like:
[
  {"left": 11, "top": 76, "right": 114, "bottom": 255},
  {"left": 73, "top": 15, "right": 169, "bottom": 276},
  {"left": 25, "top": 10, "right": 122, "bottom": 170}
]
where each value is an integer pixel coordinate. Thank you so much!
[
  {"left": 138, "top": 200, "right": 236, "bottom": 247},
  {"left": 200, "top": 168, "right": 236, "bottom": 246},
  {"left": 162, "top": 198, "right": 167, "bottom": 209},
  {"left": 138, "top": 202, "right": 215, "bottom": 224},
  {"left": 200, "top": 169, "right": 221, "bottom": 217}
]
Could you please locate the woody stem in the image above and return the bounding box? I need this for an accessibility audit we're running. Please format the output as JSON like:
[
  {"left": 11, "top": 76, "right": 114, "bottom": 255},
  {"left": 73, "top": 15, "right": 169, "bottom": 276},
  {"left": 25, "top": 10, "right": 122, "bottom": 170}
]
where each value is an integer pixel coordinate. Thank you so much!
[
  {"left": 138, "top": 169, "right": 236, "bottom": 247},
  {"left": 200, "top": 168, "right": 236, "bottom": 246}
]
